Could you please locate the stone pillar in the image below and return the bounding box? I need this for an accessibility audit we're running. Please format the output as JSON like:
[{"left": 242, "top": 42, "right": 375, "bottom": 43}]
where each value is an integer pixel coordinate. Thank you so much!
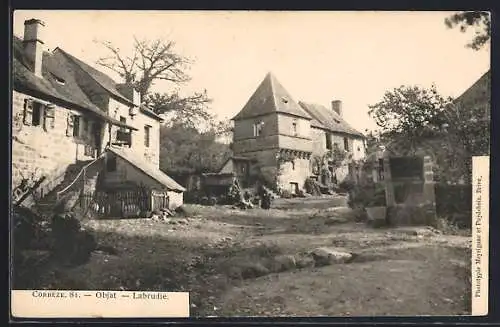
[
  {"left": 382, "top": 151, "right": 395, "bottom": 207},
  {"left": 422, "top": 155, "right": 436, "bottom": 224}
]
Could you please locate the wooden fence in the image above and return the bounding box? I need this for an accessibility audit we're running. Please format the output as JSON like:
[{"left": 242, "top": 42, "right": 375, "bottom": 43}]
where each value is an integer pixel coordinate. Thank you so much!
[{"left": 79, "top": 189, "right": 169, "bottom": 219}]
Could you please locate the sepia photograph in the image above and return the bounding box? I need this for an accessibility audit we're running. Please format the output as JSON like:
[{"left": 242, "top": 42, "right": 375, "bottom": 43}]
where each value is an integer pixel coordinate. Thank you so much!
[{"left": 10, "top": 10, "right": 490, "bottom": 318}]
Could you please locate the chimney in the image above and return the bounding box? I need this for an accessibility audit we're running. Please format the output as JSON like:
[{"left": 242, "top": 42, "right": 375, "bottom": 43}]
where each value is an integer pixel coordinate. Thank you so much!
[
  {"left": 23, "top": 18, "right": 46, "bottom": 78},
  {"left": 116, "top": 84, "right": 141, "bottom": 107},
  {"left": 331, "top": 100, "right": 342, "bottom": 116}
]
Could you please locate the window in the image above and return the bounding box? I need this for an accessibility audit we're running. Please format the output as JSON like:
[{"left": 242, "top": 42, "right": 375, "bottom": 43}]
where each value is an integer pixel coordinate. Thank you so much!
[
  {"left": 32, "top": 102, "right": 42, "bottom": 126},
  {"left": 107, "top": 156, "right": 117, "bottom": 172},
  {"left": 292, "top": 120, "right": 298, "bottom": 136},
  {"left": 144, "top": 125, "right": 151, "bottom": 148},
  {"left": 253, "top": 121, "right": 264, "bottom": 137},
  {"left": 72, "top": 116, "right": 81, "bottom": 137},
  {"left": 82, "top": 117, "right": 89, "bottom": 135},
  {"left": 326, "top": 133, "right": 332, "bottom": 150},
  {"left": 344, "top": 137, "right": 349, "bottom": 151},
  {"left": 120, "top": 116, "right": 127, "bottom": 132},
  {"left": 291, "top": 161, "right": 295, "bottom": 170}
]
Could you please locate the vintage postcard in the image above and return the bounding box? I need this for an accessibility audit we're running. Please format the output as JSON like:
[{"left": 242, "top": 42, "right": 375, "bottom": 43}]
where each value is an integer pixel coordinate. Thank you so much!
[{"left": 10, "top": 10, "right": 490, "bottom": 319}]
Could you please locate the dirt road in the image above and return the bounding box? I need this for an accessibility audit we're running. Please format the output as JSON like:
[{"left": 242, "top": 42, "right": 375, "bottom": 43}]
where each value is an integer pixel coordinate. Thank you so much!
[{"left": 35, "top": 201, "right": 471, "bottom": 317}]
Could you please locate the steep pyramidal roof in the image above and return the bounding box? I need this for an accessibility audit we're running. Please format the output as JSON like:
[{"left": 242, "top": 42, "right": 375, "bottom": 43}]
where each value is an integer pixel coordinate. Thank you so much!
[{"left": 232, "top": 72, "right": 312, "bottom": 121}]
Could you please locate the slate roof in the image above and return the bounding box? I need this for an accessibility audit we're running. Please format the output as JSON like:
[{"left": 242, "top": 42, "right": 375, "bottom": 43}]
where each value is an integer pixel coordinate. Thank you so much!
[
  {"left": 108, "top": 146, "right": 186, "bottom": 192},
  {"left": 55, "top": 48, "right": 162, "bottom": 121},
  {"left": 12, "top": 36, "right": 137, "bottom": 131},
  {"left": 232, "top": 72, "right": 312, "bottom": 121},
  {"left": 298, "top": 101, "right": 365, "bottom": 138},
  {"left": 455, "top": 70, "right": 490, "bottom": 108}
]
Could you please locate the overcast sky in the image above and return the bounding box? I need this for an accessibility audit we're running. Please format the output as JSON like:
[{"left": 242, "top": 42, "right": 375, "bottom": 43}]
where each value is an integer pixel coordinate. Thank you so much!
[{"left": 13, "top": 10, "right": 490, "bottom": 133}]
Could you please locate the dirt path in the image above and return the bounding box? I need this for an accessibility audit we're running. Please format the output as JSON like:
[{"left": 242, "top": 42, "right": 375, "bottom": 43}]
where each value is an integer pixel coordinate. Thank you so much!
[{"left": 33, "top": 203, "right": 471, "bottom": 317}]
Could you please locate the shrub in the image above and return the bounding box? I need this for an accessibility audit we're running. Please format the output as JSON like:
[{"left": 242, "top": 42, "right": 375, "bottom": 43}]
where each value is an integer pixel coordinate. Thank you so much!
[
  {"left": 338, "top": 179, "right": 356, "bottom": 193},
  {"left": 281, "top": 190, "right": 292, "bottom": 199},
  {"left": 50, "top": 212, "right": 96, "bottom": 265},
  {"left": 348, "top": 183, "right": 386, "bottom": 209}
]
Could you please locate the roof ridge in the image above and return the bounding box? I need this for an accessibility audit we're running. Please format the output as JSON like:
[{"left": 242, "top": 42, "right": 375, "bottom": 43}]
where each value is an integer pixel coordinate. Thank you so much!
[
  {"left": 267, "top": 72, "right": 280, "bottom": 115},
  {"left": 56, "top": 48, "right": 134, "bottom": 106}
]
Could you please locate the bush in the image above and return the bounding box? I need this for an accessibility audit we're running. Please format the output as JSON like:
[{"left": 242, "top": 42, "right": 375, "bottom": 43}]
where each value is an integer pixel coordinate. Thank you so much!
[
  {"left": 50, "top": 212, "right": 96, "bottom": 265},
  {"left": 338, "top": 179, "right": 356, "bottom": 193},
  {"left": 348, "top": 183, "right": 386, "bottom": 209},
  {"left": 281, "top": 190, "right": 292, "bottom": 199}
]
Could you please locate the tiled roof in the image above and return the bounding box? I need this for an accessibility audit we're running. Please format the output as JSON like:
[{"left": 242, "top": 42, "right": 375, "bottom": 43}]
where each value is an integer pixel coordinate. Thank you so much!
[
  {"left": 56, "top": 48, "right": 162, "bottom": 121},
  {"left": 232, "top": 72, "right": 312, "bottom": 121},
  {"left": 108, "top": 146, "right": 186, "bottom": 192},
  {"left": 12, "top": 36, "right": 138, "bottom": 131},
  {"left": 298, "top": 101, "right": 365, "bottom": 138}
]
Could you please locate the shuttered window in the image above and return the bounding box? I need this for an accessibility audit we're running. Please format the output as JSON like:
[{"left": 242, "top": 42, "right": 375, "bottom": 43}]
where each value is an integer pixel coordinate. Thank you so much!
[
  {"left": 73, "top": 115, "right": 81, "bottom": 137},
  {"left": 43, "top": 105, "right": 56, "bottom": 131},
  {"left": 144, "top": 125, "right": 151, "bottom": 148},
  {"left": 66, "top": 113, "right": 74, "bottom": 136},
  {"left": 23, "top": 99, "right": 34, "bottom": 125}
]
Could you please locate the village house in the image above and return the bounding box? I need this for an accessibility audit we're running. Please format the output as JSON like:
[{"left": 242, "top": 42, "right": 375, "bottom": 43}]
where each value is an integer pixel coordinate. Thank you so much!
[
  {"left": 12, "top": 18, "right": 185, "bottom": 212},
  {"left": 224, "top": 72, "right": 366, "bottom": 194}
]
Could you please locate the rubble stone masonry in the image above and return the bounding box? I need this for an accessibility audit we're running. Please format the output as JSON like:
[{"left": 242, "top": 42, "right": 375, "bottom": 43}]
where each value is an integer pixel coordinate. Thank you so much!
[{"left": 12, "top": 90, "right": 96, "bottom": 191}]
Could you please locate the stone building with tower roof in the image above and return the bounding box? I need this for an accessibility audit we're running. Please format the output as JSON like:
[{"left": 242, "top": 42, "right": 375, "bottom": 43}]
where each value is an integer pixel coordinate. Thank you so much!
[{"left": 226, "top": 72, "right": 366, "bottom": 194}]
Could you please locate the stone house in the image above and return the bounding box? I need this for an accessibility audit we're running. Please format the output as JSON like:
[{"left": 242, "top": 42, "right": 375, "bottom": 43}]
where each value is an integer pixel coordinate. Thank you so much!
[
  {"left": 12, "top": 18, "right": 185, "bottom": 211},
  {"left": 228, "top": 72, "right": 366, "bottom": 194}
]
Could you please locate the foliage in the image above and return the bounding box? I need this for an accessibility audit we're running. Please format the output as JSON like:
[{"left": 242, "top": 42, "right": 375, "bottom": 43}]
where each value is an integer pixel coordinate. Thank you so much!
[
  {"left": 445, "top": 11, "right": 491, "bottom": 50},
  {"left": 143, "top": 90, "right": 213, "bottom": 129},
  {"left": 368, "top": 82, "right": 490, "bottom": 183},
  {"left": 348, "top": 182, "right": 386, "bottom": 209},
  {"left": 50, "top": 212, "right": 97, "bottom": 265},
  {"left": 310, "top": 147, "right": 350, "bottom": 186},
  {"left": 368, "top": 84, "right": 451, "bottom": 154},
  {"left": 159, "top": 123, "right": 231, "bottom": 176}
]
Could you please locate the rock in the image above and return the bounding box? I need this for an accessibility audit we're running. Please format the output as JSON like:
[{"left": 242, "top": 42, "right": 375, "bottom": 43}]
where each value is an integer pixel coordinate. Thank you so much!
[
  {"left": 310, "top": 247, "right": 352, "bottom": 266},
  {"left": 270, "top": 254, "right": 296, "bottom": 272},
  {"left": 295, "top": 255, "right": 315, "bottom": 268},
  {"left": 240, "top": 262, "right": 270, "bottom": 279}
]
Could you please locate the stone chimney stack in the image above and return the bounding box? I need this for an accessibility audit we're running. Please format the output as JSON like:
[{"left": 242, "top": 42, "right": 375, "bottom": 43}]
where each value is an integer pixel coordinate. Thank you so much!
[
  {"left": 331, "top": 100, "right": 342, "bottom": 116},
  {"left": 23, "top": 18, "right": 46, "bottom": 78}
]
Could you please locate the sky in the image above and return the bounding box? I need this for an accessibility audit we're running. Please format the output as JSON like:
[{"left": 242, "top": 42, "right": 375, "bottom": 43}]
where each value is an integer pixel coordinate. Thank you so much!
[{"left": 13, "top": 10, "right": 490, "bottom": 133}]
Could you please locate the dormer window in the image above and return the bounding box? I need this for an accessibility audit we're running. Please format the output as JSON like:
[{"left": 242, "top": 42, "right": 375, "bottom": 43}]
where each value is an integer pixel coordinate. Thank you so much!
[
  {"left": 51, "top": 73, "right": 66, "bottom": 85},
  {"left": 281, "top": 97, "right": 288, "bottom": 104}
]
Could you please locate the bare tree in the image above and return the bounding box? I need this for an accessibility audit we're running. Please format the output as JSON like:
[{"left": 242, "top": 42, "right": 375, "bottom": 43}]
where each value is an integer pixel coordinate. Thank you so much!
[{"left": 95, "top": 37, "right": 191, "bottom": 101}]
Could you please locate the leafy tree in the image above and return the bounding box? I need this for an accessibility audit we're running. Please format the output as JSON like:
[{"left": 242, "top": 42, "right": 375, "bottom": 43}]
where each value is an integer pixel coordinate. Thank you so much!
[
  {"left": 159, "top": 123, "right": 231, "bottom": 177},
  {"left": 143, "top": 90, "right": 213, "bottom": 129},
  {"left": 445, "top": 11, "right": 491, "bottom": 50},
  {"left": 368, "top": 82, "right": 490, "bottom": 183},
  {"left": 368, "top": 84, "right": 451, "bottom": 154}
]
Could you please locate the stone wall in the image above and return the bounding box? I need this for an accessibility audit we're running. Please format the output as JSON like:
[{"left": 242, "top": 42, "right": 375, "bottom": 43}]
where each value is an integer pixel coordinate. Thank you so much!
[
  {"left": 383, "top": 154, "right": 437, "bottom": 226},
  {"left": 12, "top": 90, "right": 97, "bottom": 191},
  {"left": 278, "top": 157, "right": 310, "bottom": 192}
]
